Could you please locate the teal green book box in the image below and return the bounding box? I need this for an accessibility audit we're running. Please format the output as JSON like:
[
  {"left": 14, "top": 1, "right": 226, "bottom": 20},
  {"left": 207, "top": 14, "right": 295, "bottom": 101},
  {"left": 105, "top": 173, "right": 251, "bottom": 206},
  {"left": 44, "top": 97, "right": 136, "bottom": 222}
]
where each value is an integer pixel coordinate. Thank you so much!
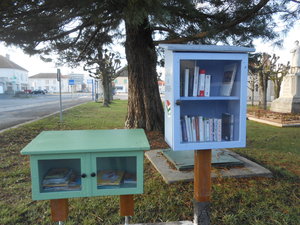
[{"left": 21, "top": 129, "right": 150, "bottom": 201}]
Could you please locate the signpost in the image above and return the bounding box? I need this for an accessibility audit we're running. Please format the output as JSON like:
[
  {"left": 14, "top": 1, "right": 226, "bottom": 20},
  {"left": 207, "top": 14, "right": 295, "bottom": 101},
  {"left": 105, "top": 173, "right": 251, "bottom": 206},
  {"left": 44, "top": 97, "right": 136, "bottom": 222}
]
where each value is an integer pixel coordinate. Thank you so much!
[{"left": 57, "top": 69, "right": 63, "bottom": 123}]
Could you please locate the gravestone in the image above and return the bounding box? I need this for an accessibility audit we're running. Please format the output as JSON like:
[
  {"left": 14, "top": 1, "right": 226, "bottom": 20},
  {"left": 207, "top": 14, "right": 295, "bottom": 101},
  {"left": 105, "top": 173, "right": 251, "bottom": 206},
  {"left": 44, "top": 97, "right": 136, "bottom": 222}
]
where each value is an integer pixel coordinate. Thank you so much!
[{"left": 270, "top": 40, "right": 300, "bottom": 113}]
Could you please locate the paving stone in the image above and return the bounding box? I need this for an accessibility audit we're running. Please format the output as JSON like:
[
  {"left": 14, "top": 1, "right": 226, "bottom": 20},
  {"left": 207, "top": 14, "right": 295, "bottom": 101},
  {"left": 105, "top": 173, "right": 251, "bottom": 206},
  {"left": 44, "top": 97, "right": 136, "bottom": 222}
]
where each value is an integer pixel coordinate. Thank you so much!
[{"left": 145, "top": 149, "right": 272, "bottom": 184}]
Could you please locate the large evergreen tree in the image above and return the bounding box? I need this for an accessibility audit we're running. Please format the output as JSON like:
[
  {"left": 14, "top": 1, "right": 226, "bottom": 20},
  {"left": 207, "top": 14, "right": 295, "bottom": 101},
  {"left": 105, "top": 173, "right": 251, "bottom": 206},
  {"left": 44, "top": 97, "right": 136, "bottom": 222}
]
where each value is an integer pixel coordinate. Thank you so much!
[{"left": 0, "top": 0, "right": 299, "bottom": 131}]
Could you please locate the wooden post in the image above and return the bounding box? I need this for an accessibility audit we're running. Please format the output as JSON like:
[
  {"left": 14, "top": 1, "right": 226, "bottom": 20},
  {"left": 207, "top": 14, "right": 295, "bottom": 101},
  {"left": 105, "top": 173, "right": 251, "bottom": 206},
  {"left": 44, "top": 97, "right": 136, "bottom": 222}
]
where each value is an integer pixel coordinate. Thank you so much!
[
  {"left": 194, "top": 149, "right": 212, "bottom": 225},
  {"left": 120, "top": 195, "right": 134, "bottom": 216},
  {"left": 50, "top": 199, "right": 69, "bottom": 222}
]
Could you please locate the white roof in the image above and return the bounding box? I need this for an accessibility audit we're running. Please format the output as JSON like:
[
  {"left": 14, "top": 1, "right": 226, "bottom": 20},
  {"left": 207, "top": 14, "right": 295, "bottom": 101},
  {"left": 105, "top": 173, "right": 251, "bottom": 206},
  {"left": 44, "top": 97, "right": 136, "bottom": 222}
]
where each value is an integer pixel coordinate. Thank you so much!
[{"left": 159, "top": 44, "right": 255, "bottom": 53}]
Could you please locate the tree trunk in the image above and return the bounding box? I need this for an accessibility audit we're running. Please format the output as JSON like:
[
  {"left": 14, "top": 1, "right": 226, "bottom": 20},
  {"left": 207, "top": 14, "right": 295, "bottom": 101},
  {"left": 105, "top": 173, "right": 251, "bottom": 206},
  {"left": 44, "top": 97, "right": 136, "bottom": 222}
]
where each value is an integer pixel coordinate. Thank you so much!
[
  {"left": 258, "top": 73, "right": 268, "bottom": 110},
  {"left": 102, "top": 73, "right": 110, "bottom": 107},
  {"left": 124, "top": 19, "right": 164, "bottom": 131},
  {"left": 251, "top": 89, "right": 254, "bottom": 106}
]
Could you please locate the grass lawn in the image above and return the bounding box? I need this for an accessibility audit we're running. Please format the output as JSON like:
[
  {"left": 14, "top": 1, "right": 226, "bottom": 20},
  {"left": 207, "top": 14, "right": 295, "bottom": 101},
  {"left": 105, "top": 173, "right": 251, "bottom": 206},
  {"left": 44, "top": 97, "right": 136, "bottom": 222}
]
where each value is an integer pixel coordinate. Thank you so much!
[{"left": 0, "top": 100, "right": 299, "bottom": 225}]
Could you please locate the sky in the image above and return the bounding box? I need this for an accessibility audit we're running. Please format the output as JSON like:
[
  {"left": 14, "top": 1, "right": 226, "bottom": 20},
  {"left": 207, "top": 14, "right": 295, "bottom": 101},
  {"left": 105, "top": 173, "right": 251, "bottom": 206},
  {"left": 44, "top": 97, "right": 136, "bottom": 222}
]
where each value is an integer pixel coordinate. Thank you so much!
[{"left": 0, "top": 21, "right": 299, "bottom": 79}]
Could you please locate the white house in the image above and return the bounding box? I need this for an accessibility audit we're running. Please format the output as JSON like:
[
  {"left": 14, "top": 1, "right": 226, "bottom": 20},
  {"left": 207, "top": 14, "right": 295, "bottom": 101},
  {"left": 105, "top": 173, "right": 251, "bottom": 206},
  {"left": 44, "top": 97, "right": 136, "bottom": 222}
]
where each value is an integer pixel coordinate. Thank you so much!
[
  {"left": 0, "top": 54, "right": 28, "bottom": 94},
  {"left": 114, "top": 67, "right": 128, "bottom": 93},
  {"left": 28, "top": 73, "right": 70, "bottom": 93},
  {"left": 247, "top": 80, "right": 275, "bottom": 104}
]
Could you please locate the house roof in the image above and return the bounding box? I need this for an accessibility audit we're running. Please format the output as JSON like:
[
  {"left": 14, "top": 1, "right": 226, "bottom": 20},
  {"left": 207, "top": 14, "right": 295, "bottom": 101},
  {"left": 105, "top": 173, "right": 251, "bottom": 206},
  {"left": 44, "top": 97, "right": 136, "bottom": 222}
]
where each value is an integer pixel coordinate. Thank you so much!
[
  {"left": 116, "top": 66, "right": 128, "bottom": 77},
  {"left": 0, "top": 55, "right": 28, "bottom": 72},
  {"left": 29, "top": 73, "right": 69, "bottom": 79}
]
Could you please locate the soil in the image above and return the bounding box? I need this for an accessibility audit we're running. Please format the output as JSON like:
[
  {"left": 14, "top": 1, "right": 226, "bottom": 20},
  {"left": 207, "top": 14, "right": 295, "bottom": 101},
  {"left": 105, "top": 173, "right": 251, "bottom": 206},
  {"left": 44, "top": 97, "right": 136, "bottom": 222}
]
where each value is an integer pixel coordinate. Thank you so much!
[
  {"left": 145, "top": 131, "right": 170, "bottom": 150},
  {"left": 247, "top": 108, "right": 300, "bottom": 124}
]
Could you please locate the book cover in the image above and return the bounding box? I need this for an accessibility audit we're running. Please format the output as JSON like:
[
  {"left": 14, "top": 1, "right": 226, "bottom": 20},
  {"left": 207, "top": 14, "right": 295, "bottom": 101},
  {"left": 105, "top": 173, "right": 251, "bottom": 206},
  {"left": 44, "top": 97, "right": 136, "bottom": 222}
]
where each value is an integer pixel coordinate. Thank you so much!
[
  {"left": 204, "top": 74, "right": 211, "bottom": 97},
  {"left": 198, "top": 69, "right": 205, "bottom": 96},
  {"left": 97, "top": 170, "right": 124, "bottom": 186},
  {"left": 222, "top": 113, "right": 234, "bottom": 141},
  {"left": 219, "top": 63, "right": 237, "bottom": 96}
]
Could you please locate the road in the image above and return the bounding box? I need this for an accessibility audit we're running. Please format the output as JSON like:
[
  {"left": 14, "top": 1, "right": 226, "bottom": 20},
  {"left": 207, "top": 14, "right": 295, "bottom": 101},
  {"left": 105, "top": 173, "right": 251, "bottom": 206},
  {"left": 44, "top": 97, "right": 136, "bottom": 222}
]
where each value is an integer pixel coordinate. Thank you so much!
[{"left": 0, "top": 93, "right": 92, "bottom": 131}]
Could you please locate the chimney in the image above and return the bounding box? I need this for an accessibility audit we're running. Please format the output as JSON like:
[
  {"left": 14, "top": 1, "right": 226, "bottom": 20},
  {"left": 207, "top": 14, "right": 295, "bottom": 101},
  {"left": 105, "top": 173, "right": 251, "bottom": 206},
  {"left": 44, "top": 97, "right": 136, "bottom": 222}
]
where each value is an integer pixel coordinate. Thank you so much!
[{"left": 6, "top": 54, "right": 10, "bottom": 60}]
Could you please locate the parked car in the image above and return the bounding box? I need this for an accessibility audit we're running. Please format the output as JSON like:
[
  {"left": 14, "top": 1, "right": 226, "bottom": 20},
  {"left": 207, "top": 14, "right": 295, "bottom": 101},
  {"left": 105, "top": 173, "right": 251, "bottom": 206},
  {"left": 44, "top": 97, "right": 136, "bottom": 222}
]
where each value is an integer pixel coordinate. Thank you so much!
[
  {"left": 23, "top": 89, "right": 32, "bottom": 94},
  {"left": 32, "top": 89, "right": 46, "bottom": 94}
]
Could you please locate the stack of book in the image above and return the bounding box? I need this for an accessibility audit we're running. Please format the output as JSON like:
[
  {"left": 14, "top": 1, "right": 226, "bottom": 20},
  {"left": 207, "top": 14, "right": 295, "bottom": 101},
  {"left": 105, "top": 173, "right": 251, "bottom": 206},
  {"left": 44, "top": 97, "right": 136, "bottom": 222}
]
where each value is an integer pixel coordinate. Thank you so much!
[
  {"left": 181, "top": 67, "right": 210, "bottom": 97},
  {"left": 42, "top": 168, "right": 81, "bottom": 192},
  {"left": 97, "top": 170, "right": 137, "bottom": 188},
  {"left": 180, "top": 113, "right": 234, "bottom": 143},
  {"left": 97, "top": 170, "right": 124, "bottom": 188}
]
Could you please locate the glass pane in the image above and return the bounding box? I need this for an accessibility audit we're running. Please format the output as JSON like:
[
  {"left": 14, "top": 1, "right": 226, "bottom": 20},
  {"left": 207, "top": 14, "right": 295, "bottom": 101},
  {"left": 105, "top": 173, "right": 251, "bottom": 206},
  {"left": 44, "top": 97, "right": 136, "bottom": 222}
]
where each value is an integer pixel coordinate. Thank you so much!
[
  {"left": 96, "top": 156, "right": 137, "bottom": 189},
  {"left": 180, "top": 100, "right": 240, "bottom": 143},
  {"left": 38, "top": 159, "right": 81, "bottom": 193}
]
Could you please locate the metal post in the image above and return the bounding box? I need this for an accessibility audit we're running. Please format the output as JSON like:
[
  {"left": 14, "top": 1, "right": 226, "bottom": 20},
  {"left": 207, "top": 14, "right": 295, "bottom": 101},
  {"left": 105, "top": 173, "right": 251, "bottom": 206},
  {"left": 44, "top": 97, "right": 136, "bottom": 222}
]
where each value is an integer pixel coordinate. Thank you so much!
[
  {"left": 124, "top": 216, "right": 129, "bottom": 225},
  {"left": 91, "top": 79, "right": 94, "bottom": 101},
  {"left": 57, "top": 69, "right": 63, "bottom": 123}
]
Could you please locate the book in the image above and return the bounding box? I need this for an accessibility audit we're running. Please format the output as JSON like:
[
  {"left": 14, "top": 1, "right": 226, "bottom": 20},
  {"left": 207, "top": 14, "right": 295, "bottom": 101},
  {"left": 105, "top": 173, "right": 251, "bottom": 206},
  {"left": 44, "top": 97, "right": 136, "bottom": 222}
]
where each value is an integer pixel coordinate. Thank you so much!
[
  {"left": 185, "top": 115, "right": 192, "bottom": 142},
  {"left": 188, "top": 72, "right": 194, "bottom": 96},
  {"left": 43, "top": 168, "right": 72, "bottom": 179},
  {"left": 123, "top": 172, "right": 137, "bottom": 184},
  {"left": 204, "top": 74, "right": 211, "bottom": 97},
  {"left": 97, "top": 170, "right": 124, "bottom": 186},
  {"left": 181, "top": 118, "right": 188, "bottom": 142},
  {"left": 184, "top": 68, "right": 189, "bottom": 97},
  {"left": 222, "top": 113, "right": 234, "bottom": 141},
  {"left": 199, "top": 116, "right": 204, "bottom": 142},
  {"left": 193, "top": 66, "right": 199, "bottom": 96},
  {"left": 198, "top": 69, "right": 205, "bottom": 96},
  {"left": 219, "top": 63, "right": 237, "bottom": 96},
  {"left": 42, "top": 168, "right": 73, "bottom": 185}
]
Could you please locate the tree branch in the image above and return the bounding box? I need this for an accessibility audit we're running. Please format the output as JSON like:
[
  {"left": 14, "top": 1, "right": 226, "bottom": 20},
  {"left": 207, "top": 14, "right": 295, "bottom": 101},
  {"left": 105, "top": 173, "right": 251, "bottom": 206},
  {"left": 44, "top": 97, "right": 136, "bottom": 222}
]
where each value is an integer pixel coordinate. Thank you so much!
[{"left": 155, "top": 0, "right": 270, "bottom": 44}]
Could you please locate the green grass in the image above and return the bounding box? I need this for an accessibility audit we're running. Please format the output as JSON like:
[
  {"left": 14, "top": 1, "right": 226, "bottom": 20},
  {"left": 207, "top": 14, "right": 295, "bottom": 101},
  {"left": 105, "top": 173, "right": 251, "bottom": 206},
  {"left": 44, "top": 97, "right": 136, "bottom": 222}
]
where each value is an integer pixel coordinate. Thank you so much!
[{"left": 0, "top": 100, "right": 299, "bottom": 225}]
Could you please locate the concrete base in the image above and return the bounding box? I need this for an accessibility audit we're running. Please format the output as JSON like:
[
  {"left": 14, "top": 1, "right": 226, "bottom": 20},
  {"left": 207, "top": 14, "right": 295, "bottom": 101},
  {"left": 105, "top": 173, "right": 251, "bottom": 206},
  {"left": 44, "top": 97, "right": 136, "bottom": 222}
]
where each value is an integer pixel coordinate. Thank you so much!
[
  {"left": 270, "top": 97, "right": 300, "bottom": 113},
  {"left": 131, "top": 221, "right": 193, "bottom": 225},
  {"left": 146, "top": 149, "right": 272, "bottom": 184}
]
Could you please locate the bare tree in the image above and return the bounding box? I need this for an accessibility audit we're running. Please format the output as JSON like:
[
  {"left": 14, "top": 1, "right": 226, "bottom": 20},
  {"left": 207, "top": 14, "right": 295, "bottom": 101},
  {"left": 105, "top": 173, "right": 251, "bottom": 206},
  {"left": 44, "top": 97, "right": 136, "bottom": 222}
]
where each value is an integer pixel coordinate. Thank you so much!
[
  {"left": 269, "top": 58, "right": 290, "bottom": 99},
  {"left": 84, "top": 49, "right": 121, "bottom": 107}
]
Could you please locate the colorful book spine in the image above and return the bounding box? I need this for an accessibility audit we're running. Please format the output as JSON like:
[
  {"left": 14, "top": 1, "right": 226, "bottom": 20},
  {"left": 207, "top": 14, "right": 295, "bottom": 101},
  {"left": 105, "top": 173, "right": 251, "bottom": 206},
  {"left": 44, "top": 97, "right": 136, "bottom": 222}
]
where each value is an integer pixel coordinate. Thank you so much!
[
  {"left": 180, "top": 114, "right": 226, "bottom": 143},
  {"left": 198, "top": 69, "right": 205, "bottom": 97}
]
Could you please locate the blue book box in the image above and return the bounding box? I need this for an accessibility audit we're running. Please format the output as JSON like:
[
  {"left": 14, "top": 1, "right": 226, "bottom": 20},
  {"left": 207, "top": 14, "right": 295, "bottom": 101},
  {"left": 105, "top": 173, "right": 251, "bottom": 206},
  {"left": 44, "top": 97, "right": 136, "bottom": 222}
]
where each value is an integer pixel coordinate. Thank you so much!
[{"left": 160, "top": 44, "right": 255, "bottom": 151}]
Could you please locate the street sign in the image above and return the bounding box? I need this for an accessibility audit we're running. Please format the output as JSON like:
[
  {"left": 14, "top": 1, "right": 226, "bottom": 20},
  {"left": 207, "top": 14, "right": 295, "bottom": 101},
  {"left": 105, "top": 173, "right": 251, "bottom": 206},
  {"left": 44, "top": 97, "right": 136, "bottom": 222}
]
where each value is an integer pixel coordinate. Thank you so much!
[
  {"left": 57, "top": 69, "right": 61, "bottom": 81},
  {"left": 69, "top": 74, "right": 84, "bottom": 85},
  {"left": 69, "top": 80, "right": 75, "bottom": 85}
]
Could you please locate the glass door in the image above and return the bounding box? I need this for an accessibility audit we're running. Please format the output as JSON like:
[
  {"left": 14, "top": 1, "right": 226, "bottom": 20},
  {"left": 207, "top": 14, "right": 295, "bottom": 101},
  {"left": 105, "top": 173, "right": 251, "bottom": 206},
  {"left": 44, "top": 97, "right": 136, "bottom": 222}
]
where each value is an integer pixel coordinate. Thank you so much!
[
  {"left": 91, "top": 152, "right": 144, "bottom": 196},
  {"left": 31, "top": 154, "right": 89, "bottom": 200}
]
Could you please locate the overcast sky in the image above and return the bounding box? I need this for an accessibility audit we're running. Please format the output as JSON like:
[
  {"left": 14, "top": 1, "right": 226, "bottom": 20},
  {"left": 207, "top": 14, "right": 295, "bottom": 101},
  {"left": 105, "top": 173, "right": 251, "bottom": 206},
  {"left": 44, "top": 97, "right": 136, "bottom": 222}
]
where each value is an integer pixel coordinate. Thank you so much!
[{"left": 0, "top": 21, "right": 299, "bottom": 79}]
